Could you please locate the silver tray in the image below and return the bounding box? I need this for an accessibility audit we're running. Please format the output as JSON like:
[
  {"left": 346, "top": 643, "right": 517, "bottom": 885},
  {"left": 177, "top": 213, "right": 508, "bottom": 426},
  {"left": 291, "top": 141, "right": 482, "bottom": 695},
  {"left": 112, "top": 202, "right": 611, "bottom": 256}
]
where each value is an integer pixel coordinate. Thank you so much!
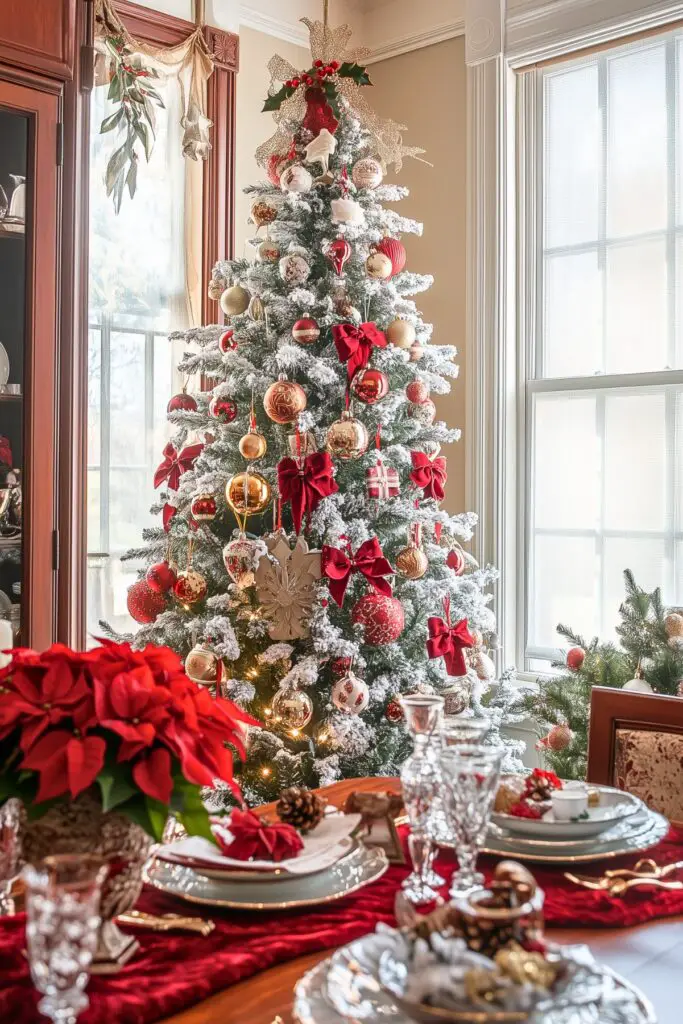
[
  {"left": 144, "top": 841, "right": 388, "bottom": 910},
  {"left": 293, "top": 931, "right": 656, "bottom": 1024}
]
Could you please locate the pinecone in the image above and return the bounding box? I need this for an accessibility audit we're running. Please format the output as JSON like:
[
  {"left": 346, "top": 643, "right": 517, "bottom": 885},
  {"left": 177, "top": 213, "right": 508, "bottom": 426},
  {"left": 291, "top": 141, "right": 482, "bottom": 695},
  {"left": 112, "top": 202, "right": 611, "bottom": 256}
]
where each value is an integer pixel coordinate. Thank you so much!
[{"left": 276, "top": 786, "right": 327, "bottom": 834}]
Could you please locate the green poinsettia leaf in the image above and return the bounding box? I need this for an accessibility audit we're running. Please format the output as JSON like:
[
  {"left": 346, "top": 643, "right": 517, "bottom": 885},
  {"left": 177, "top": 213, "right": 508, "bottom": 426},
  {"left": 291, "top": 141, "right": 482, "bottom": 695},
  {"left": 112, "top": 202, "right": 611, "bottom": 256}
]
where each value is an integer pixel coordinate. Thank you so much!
[
  {"left": 119, "top": 794, "right": 167, "bottom": 840},
  {"left": 97, "top": 768, "right": 136, "bottom": 813},
  {"left": 338, "top": 62, "right": 372, "bottom": 86},
  {"left": 172, "top": 776, "right": 216, "bottom": 844}
]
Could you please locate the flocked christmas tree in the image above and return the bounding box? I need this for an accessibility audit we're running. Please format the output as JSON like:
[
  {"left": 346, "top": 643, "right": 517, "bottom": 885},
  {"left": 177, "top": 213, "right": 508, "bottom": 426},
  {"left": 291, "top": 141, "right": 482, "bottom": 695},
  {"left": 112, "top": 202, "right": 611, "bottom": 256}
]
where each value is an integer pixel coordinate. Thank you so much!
[
  {"left": 107, "top": 17, "right": 527, "bottom": 804},
  {"left": 525, "top": 569, "right": 683, "bottom": 781}
]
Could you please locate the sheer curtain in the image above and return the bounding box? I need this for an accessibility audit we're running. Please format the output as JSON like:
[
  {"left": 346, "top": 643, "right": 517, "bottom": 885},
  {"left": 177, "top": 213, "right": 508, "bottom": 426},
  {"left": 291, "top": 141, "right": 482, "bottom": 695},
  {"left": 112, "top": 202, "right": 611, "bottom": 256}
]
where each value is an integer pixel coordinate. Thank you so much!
[{"left": 87, "top": 70, "right": 199, "bottom": 639}]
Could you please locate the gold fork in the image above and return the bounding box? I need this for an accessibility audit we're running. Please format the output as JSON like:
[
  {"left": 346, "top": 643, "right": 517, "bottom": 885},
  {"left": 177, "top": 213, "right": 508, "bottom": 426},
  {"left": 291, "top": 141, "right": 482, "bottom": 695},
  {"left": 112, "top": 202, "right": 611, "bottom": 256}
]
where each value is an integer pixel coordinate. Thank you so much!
[
  {"left": 118, "top": 910, "right": 215, "bottom": 936},
  {"left": 565, "top": 858, "right": 683, "bottom": 891}
]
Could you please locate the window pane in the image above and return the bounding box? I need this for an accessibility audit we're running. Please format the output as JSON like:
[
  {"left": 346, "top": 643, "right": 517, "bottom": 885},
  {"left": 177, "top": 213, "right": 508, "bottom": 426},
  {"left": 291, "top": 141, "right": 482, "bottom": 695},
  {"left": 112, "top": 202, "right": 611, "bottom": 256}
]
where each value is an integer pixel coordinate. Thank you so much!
[
  {"left": 532, "top": 393, "right": 600, "bottom": 530},
  {"left": 109, "top": 332, "right": 146, "bottom": 466},
  {"left": 604, "top": 391, "right": 666, "bottom": 531},
  {"left": 603, "top": 537, "right": 667, "bottom": 637},
  {"left": 544, "top": 64, "right": 600, "bottom": 248},
  {"left": 606, "top": 43, "right": 667, "bottom": 237},
  {"left": 543, "top": 250, "right": 602, "bottom": 377},
  {"left": 529, "top": 534, "right": 599, "bottom": 650},
  {"left": 605, "top": 239, "right": 668, "bottom": 373},
  {"left": 109, "top": 469, "right": 155, "bottom": 552}
]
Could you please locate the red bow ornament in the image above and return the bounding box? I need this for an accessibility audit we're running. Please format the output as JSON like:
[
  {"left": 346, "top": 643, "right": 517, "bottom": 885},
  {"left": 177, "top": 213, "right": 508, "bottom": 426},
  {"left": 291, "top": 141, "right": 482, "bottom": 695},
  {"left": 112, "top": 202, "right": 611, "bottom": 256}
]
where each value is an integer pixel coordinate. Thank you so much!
[
  {"left": 277, "top": 451, "right": 339, "bottom": 534},
  {"left": 410, "top": 450, "right": 447, "bottom": 501},
  {"left": 322, "top": 537, "right": 394, "bottom": 607},
  {"left": 154, "top": 442, "right": 204, "bottom": 491},
  {"left": 427, "top": 616, "right": 475, "bottom": 677},
  {"left": 214, "top": 808, "right": 304, "bottom": 863},
  {"left": 332, "top": 321, "right": 387, "bottom": 381}
]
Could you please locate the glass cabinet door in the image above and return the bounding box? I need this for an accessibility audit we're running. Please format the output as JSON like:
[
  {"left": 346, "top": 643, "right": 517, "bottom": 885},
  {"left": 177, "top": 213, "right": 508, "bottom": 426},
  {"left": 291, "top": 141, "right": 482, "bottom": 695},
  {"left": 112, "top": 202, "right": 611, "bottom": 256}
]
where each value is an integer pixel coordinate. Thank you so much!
[
  {"left": 0, "top": 81, "right": 60, "bottom": 649},
  {"left": 0, "top": 108, "right": 29, "bottom": 642}
]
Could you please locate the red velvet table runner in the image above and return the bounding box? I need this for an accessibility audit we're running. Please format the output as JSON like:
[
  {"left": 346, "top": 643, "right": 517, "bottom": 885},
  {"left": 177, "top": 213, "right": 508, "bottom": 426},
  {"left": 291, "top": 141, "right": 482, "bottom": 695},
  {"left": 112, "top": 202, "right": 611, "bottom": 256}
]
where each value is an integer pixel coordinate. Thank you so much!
[{"left": 2, "top": 827, "right": 683, "bottom": 1024}]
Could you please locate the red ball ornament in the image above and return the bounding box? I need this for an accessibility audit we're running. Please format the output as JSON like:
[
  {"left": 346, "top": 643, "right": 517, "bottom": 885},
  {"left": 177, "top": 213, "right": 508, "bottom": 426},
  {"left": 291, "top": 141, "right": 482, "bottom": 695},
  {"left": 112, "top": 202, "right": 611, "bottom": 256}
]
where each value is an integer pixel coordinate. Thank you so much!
[
  {"left": 352, "top": 593, "right": 405, "bottom": 646},
  {"left": 446, "top": 546, "right": 466, "bottom": 576},
  {"left": 327, "top": 237, "right": 352, "bottom": 275},
  {"left": 375, "top": 237, "right": 406, "bottom": 276},
  {"left": 173, "top": 569, "right": 208, "bottom": 607},
  {"left": 218, "top": 329, "right": 237, "bottom": 353},
  {"left": 406, "top": 380, "right": 430, "bottom": 404},
  {"left": 385, "top": 697, "right": 404, "bottom": 723},
  {"left": 167, "top": 392, "right": 197, "bottom": 414},
  {"left": 209, "top": 396, "right": 238, "bottom": 423},
  {"left": 145, "top": 561, "right": 176, "bottom": 594},
  {"left": 350, "top": 367, "right": 389, "bottom": 405},
  {"left": 292, "top": 316, "right": 321, "bottom": 345},
  {"left": 190, "top": 493, "right": 217, "bottom": 521},
  {"left": 566, "top": 646, "right": 586, "bottom": 671},
  {"left": 547, "top": 723, "right": 572, "bottom": 751},
  {"left": 127, "top": 579, "right": 167, "bottom": 624}
]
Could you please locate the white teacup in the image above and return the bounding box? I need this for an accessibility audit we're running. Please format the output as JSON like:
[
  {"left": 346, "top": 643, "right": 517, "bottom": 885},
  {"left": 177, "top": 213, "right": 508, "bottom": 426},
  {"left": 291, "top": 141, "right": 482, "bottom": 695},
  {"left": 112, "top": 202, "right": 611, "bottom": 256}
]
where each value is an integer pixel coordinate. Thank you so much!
[{"left": 551, "top": 787, "right": 588, "bottom": 822}]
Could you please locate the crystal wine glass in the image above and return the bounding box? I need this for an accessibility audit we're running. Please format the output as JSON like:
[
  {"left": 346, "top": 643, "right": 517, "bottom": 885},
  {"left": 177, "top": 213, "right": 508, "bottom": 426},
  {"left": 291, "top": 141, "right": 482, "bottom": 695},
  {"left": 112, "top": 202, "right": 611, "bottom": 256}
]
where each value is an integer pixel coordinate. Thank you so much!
[
  {"left": 428, "top": 716, "right": 493, "bottom": 845},
  {"left": 0, "top": 798, "right": 20, "bottom": 915},
  {"left": 439, "top": 743, "right": 504, "bottom": 899},
  {"left": 399, "top": 693, "right": 445, "bottom": 904},
  {"left": 23, "top": 854, "right": 108, "bottom": 1024}
]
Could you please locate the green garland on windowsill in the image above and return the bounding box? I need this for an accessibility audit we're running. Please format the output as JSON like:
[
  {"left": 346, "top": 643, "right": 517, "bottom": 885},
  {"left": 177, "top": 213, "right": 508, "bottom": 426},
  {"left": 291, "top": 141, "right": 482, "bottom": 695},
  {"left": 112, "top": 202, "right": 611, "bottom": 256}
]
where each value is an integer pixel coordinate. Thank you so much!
[
  {"left": 100, "top": 35, "right": 165, "bottom": 213},
  {"left": 524, "top": 569, "right": 683, "bottom": 780}
]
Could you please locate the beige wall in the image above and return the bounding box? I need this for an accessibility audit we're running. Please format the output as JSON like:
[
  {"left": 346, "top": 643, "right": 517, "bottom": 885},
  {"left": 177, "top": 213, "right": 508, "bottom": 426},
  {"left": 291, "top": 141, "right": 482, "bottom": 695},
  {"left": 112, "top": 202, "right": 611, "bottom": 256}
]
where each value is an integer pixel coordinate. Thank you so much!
[
  {"left": 370, "top": 37, "right": 467, "bottom": 515},
  {"left": 234, "top": 28, "right": 309, "bottom": 256}
]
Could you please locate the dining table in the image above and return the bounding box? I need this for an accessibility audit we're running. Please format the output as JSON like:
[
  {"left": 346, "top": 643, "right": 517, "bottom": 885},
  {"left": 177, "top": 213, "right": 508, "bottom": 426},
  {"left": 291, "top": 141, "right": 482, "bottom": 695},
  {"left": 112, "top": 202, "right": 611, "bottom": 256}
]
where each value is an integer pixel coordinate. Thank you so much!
[{"left": 154, "top": 776, "right": 683, "bottom": 1024}]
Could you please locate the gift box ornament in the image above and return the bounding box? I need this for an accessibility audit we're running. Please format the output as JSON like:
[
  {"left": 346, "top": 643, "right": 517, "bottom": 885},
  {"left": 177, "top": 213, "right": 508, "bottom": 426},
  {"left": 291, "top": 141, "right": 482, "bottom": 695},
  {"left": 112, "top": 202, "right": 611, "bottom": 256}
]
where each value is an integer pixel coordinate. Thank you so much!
[{"left": 366, "top": 462, "right": 399, "bottom": 500}]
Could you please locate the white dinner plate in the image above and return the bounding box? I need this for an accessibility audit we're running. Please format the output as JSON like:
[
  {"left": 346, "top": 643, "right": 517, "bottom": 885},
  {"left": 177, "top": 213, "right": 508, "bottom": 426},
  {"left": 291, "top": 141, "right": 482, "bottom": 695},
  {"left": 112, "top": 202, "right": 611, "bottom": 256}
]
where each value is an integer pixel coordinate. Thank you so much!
[
  {"left": 144, "top": 841, "right": 388, "bottom": 910},
  {"left": 492, "top": 785, "right": 642, "bottom": 840},
  {"left": 159, "top": 836, "right": 357, "bottom": 883},
  {"left": 482, "top": 808, "right": 669, "bottom": 863}
]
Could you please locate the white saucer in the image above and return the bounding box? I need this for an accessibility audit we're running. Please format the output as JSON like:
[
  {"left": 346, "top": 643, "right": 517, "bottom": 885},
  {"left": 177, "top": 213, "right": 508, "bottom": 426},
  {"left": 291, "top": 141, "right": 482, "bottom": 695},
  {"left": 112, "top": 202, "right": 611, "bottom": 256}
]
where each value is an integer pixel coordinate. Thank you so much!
[{"left": 492, "top": 785, "right": 642, "bottom": 840}]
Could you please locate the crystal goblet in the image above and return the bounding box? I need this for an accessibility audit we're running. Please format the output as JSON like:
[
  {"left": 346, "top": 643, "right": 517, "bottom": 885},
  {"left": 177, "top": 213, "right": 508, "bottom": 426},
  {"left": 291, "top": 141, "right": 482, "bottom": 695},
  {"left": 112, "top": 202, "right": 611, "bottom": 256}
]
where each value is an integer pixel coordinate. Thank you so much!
[
  {"left": 0, "top": 798, "right": 20, "bottom": 915},
  {"left": 399, "top": 693, "right": 445, "bottom": 904},
  {"left": 439, "top": 743, "right": 504, "bottom": 899},
  {"left": 24, "top": 854, "right": 108, "bottom": 1024},
  {"left": 428, "top": 716, "right": 492, "bottom": 845}
]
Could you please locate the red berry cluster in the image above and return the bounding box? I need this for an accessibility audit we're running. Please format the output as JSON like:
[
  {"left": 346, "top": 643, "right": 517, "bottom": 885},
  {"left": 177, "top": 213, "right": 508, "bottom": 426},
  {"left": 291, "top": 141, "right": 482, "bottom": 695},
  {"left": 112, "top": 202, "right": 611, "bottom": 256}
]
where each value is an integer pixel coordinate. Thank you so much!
[{"left": 285, "top": 60, "right": 340, "bottom": 89}]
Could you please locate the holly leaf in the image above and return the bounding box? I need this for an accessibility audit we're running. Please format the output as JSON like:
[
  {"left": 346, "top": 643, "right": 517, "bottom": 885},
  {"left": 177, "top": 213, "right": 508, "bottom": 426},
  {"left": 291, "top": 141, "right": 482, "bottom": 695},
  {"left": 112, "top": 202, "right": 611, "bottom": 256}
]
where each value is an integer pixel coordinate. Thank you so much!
[
  {"left": 263, "top": 85, "right": 294, "bottom": 112},
  {"left": 322, "top": 80, "right": 341, "bottom": 120},
  {"left": 338, "top": 62, "right": 372, "bottom": 86}
]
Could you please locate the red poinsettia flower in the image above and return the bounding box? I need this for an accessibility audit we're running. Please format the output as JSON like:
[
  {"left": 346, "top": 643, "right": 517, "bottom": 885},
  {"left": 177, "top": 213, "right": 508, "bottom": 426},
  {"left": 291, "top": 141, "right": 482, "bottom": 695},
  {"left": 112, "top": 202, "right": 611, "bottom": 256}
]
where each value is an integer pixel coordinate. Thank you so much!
[
  {"left": 0, "top": 652, "right": 93, "bottom": 752},
  {"left": 21, "top": 724, "right": 106, "bottom": 804},
  {"left": 93, "top": 667, "right": 172, "bottom": 760},
  {"left": 132, "top": 746, "right": 173, "bottom": 804},
  {"left": 85, "top": 638, "right": 184, "bottom": 687}
]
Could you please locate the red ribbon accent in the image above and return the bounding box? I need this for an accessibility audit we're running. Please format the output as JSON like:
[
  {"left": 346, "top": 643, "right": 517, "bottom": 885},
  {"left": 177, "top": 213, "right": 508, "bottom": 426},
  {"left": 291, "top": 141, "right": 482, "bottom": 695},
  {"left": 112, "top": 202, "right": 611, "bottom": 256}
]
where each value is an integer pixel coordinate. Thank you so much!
[
  {"left": 332, "top": 322, "right": 387, "bottom": 381},
  {"left": 162, "top": 504, "right": 177, "bottom": 532},
  {"left": 321, "top": 537, "right": 395, "bottom": 607},
  {"left": 410, "top": 450, "right": 447, "bottom": 501},
  {"left": 154, "top": 442, "right": 204, "bottom": 491},
  {"left": 427, "top": 616, "right": 475, "bottom": 677},
  {"left": 302, "top": 85, "right": 339, "bottom": 136},
  {"left": 277, "top": 451, "right": 339, "bottom": 534}
]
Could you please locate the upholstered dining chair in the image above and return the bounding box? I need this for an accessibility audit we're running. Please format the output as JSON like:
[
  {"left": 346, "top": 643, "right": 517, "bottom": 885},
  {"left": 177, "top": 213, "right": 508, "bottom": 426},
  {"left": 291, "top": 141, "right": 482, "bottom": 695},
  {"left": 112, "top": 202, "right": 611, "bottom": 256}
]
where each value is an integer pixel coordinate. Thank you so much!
[{"left": 587, "top": 686, "right": 683, "bottom": 827}]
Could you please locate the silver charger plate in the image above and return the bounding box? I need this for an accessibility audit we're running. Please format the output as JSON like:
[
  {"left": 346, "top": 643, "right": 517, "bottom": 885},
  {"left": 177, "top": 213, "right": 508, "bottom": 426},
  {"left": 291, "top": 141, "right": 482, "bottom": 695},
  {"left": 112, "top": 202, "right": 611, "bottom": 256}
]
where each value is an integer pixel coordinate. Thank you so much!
[
  {"left": 481, "top": 808, "right": 669, "bottom": 863},
  {"left": 293, "top": 932, "right": 656, "bottom": 1024},
  {"left": 144, "top": 841, "right": 388, "bottom": 910}
]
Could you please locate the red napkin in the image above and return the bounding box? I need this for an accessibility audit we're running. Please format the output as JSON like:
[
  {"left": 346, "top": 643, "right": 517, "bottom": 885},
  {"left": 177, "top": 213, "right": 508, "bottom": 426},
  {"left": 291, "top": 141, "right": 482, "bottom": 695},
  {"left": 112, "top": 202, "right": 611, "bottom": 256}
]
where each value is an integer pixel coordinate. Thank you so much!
[{"left": 215, "top": 809, "right": 304, "bottom": 863}]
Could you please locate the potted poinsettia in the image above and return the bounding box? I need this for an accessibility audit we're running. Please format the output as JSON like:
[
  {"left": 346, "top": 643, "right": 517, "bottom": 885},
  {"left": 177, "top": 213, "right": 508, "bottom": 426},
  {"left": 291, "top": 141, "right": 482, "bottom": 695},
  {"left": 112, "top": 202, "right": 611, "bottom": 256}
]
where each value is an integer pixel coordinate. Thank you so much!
[{"left": 0, "top": 639, "right": 257, "bottom": 964}]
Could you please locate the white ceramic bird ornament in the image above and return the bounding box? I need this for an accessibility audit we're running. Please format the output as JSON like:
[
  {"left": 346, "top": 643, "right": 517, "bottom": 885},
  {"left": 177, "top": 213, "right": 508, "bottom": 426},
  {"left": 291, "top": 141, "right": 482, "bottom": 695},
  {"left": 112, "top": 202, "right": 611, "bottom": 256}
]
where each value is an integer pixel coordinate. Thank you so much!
[{"left": 304, "top": 128, "right": 338, "bottom": 174}]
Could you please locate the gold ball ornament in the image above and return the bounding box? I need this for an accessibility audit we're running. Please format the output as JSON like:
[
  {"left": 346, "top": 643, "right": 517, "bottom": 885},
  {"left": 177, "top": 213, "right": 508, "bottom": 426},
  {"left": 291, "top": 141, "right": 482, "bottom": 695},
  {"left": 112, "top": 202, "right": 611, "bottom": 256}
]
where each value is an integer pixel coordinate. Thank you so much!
[
  {"left": 248, "top": 294, "right": 266, "bottom": 321},
  {"left": 263, "top": 378, "right": 307, "bottom": 424},
  {"left": 366, "top": 251, "right": 393, "bottom": 280},
  {"left": 352, "top": 157, "right": 383, "bottom": 190},
  {"left": 386, "top": 318, "right": 415, "bottom": 349},
  {"left": 395, "top": 544, "right": 429, "bottom": 580},
  {"left": 173, "top": 568, "right": 208, "bottom": 607},
  {"left": 665, "top": 612, "right": 683, "bottom": 637},
  {"left": 185, "top": 643, "right": 220, "bottom": 686},
  {"left": 271, "top": 686, "right": 314, "bottom": 729},
  {"left": 220, "top": 284, "right": 250, "bottom": 316},
  {"left": 326, "top": 410, "right": 369, "bottom": 461},
  {"left": 239, "top": 431, "right": 267, "bottom": 461},
  {"left": 258, "top": 238, "right": 281, "bottom": 263},
  {"left": 225, "top": 471, "right": 272, "bottom": 516},
  {"left": 250, "top": 198, "right": 278, "bottom": 228}
]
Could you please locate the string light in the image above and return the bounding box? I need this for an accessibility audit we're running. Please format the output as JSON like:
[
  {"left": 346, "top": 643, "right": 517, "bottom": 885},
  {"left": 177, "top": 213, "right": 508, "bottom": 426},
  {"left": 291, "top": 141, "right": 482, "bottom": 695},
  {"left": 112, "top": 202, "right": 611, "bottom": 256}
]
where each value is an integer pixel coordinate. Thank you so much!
[
  {"left": 264, "top": 707, "right": 273, "bottom": 718},
  {"left": 260, "top": 765, "right": 272, "bottom": 778},
  {"left": 290, "top": 728, "right": 301, "bottom": 739}
]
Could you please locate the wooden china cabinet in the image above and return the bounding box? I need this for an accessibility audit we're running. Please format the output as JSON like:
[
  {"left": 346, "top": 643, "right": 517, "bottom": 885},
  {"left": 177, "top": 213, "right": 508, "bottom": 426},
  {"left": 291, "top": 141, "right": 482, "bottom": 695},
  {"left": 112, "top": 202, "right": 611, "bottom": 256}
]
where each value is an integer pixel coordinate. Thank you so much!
[{"left": 0, "top": 2, "right": 237, "bottom": 649}]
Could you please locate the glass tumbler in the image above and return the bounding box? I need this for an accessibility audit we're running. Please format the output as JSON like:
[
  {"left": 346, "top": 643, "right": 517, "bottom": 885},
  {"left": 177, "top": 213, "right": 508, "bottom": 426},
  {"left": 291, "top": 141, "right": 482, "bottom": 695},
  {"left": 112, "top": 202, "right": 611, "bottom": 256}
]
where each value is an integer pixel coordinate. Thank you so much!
[
  {"left": 399, "top": 693, "right": 445, "bottom": 904},
  {"left": 23, "top": 854, "right": 108, "bottom": 1024},
  {"left": 439, "top": 743, "right": 504, "bottom": 899}
]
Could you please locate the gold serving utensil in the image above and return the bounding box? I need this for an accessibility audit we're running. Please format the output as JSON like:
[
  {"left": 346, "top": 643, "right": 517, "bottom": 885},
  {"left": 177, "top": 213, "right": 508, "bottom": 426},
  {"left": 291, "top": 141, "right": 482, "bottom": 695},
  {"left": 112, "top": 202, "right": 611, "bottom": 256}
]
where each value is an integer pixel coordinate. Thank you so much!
[
  {"left": 566, "top": 858, "right": 683, "bottom": 891},
  {"left": 564, "top": 871, "right": 683, "bottom": 895},
  {"left": 118, "top": 910, "right": 215, "bottom": 936}
]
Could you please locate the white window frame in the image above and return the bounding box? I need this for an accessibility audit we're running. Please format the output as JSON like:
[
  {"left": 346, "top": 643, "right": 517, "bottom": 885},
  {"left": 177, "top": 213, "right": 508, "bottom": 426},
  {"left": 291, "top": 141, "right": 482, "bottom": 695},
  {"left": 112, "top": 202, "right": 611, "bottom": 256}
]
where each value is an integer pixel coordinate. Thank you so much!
[{"left": 465, "top": 0, "right": 683, "bottom": 680}]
